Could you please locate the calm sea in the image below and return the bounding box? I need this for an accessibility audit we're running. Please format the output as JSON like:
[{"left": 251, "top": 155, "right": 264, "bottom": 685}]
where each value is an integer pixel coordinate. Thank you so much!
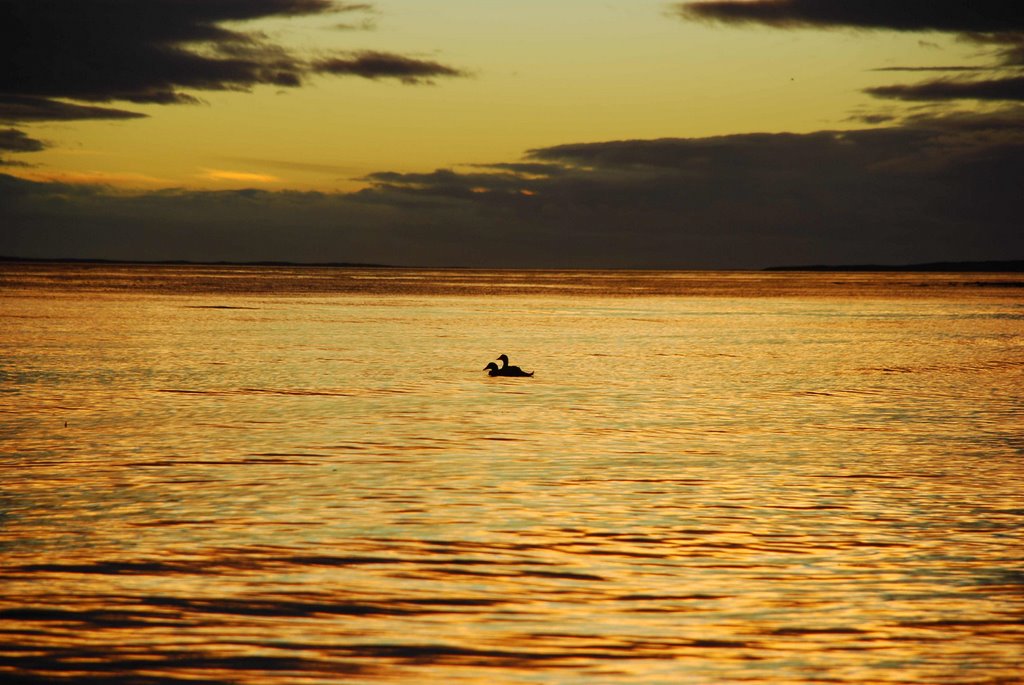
[{"left": 1, "top": 264, "right": 1022, "bottom": 684}]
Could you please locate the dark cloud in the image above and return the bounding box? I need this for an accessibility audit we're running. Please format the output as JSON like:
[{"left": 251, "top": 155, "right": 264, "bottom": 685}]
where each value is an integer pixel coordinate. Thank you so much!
[
  {"left": 0, "top": 127, "right": 44, "bottom": 166},
  {"left": 471, "top": 162, "right": 566, "bottom": 177},
  {"left": 872, "top": 66, "right": 989, "bottom": 73},
  {"left": 1, "top": 0, "right": 463, "bottom": 127},
  {"left": 676, "top": 1, "right": 1024, "bottom": 107},
  {"left": 963, "top": 32, "right": 1024, "bottom": 67},
  {"left": 901, "top": 106, "right": 1024, "bottom": 132},
  {"left": 0, "top": 129, "right": 45, "bottom": 154},
  {"left": 0, "top": 95, "right": 148, "bottom": 123},
  {"left": 1000, "top": 41, "right": 1024, "bottom": 66},
  {"left": 4, "top": 114, "right": 1020, "bottom": 268},
  {"left": 849, "top": 113, "right": 897, "bottom": 125},
  {"left": 868, "top": 76, "right": 1024, "bottom": 102},
  {"left": 360, "top": 169, "right": 535, "bottom": 200},
  {"left": 313, "top": 52, "right": 466, "bottom": 84},
  {"left": 2, "top": 1, "right": 333, "bottom": 106},
  {"left": 332, "top": 3, "right": 377, "bottom": 30},
  {"left": 264, "top": 112, "right": 1024, "bottom": 266},
  {"left": 675, "top": 2, "right": 1024, "bottom": 33},
  {"left": 0, "top": 173, "right": 505, "bottom": 267},
  {"left": 334, "top": 20, "right": 378, "bottom": 31}
]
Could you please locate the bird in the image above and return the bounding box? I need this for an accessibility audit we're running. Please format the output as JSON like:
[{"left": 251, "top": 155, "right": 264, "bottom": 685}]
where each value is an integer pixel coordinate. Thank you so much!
[
  {"left": 483, "top": 359, "right": 534, "bottom": 377},
  {"left": 495, "top": 353, "right": 534, "bottom": 377}
]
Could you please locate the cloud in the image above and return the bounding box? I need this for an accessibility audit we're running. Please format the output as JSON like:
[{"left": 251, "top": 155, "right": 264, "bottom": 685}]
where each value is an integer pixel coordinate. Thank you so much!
[
  {"left": 313, "top": 52, "right": 467, "bottom": 84},
  {"left": 4, "top": 114, "right": 1021, "bottom": 268},
  {"left": 1, "top": 0, "right": 464, "bottom": 126},
  {"left": 0, "top": 174, "right": 480, "bottom": 266},
  {"left": 334, "top": 19, "right": 378, "bottom": 31},
  {"left": 359, "top": 168, "right": 536, "bottom": 201},
  {"left": 675, "top": 1, "right": 1024, "bottom": 107},
  {"left": 288, "top": 112, "right": 1024, "bottom": 266},
  {"left": 867, "top": 76, "right": 1024, "bottom": 102},
  {"left": 221, "top": 156, "right": 364, "bottom": 176},
  {"left": 13, "top": 169, "right": 179, "bottom": 188},
  {"left": 331, "top": 3, "right": 377, "bottom": 31},
  {"left": 675, "top": 2, "right": 1024, "bottom": 33},
  {"left": 848, "top": 113, "right": 897, "bottom": 125},
  {"left": 2, "top": 1, "right": 333, "bottom": 106},
  {"left": 0, "top": 95, "right": 148, "bottom": 123},
  {"left": 0, "top": 129, "right": 44, "bottom": 154},
  {"left": 0, "top": 127, "right": 44, "bottom": 166},
  {"left": 872, "top": 66, "right": 989, "bottom": 73},
  {"left": 963, "top": 31, "right": 1024, "bottom": 67},
  {"left": 200, "top": 169, "right": 282, "bottom": 184},
  {"left": 470, "top": 162, "right": 567, "bottom": 177}
]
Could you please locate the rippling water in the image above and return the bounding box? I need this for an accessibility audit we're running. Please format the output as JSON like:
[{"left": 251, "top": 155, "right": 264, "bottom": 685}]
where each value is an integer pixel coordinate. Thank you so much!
[{"left": 2, "top": 264, "right": 1022, "bottom": 684}]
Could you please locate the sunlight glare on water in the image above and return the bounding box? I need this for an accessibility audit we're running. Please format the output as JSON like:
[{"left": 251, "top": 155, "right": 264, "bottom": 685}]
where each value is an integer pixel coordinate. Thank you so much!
[{"left": 1, "top": 265, "right": 1022, "bottom": 684}]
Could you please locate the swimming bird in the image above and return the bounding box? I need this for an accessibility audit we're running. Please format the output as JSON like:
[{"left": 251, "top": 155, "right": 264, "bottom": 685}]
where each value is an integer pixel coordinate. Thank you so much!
[
  {"left": 483, "top": 362, "right": 503, "bottom": 377},
  {"left": 495, "top": 354, "right": 534, "bottom": 377}
]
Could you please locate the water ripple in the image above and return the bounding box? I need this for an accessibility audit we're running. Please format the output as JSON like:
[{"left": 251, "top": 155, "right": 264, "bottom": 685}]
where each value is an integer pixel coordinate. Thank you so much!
[{"left": 2, "top": 268, "right": 1022, "bottom": 684}]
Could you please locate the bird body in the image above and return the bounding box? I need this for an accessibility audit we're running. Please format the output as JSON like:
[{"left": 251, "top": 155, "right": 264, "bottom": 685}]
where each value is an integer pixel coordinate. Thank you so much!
[{"left": 484, "top": 354, "right": 534, "bottom": 377}]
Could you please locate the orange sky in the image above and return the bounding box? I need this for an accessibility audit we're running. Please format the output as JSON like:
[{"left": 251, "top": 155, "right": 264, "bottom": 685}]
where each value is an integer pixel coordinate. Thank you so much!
[
  {"left": 2, "top": 1, "right": 1021, "bottom": 267},
  {"left": 7, "top": 1, "right": 993, "bottom": 192}
]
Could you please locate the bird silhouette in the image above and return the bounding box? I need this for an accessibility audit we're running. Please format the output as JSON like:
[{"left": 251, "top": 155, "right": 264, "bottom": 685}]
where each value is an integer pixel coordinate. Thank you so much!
[{"left": 493, "top": 354, "right": 533, "bottom": 377}]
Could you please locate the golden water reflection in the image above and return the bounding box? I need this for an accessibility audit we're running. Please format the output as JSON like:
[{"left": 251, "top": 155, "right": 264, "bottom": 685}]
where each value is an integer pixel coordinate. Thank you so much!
[{"left": 0, "top": 265, "right": 1021, "bottom": 683}]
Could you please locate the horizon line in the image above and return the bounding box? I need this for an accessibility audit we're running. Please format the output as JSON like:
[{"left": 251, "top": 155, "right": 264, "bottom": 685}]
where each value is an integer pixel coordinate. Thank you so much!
[{"left": 1, "top": 255, "right": 1022, "bottom": 273}]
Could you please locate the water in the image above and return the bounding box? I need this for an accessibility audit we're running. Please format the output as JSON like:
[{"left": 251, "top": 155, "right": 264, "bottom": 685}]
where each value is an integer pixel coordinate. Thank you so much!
[{"left": 1, "top": 264, "right": 1022, "bottom": 684}]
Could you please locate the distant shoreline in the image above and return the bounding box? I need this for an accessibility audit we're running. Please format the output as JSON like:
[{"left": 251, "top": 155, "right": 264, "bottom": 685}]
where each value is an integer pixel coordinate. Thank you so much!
[
  {"left": 1, "top": 256, "right": 1022, "bottom": 272},
  {"left": 0, "top": 256, "right": 397, "bottom": 269},
  {"left": 764, "top": 260, "right": 1024, "bottom": 273}
]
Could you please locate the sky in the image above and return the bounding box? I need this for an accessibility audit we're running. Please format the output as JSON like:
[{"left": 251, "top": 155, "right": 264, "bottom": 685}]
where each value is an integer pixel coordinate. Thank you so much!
[{"left": 2, "top": 1, "right": 1022, "bottom": 268}]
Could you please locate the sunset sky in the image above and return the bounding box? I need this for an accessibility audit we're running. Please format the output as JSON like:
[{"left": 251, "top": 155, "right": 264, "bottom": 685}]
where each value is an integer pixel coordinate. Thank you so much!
[{"left": 3, "top": 1, "right": 1022, "bottom": 268}]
